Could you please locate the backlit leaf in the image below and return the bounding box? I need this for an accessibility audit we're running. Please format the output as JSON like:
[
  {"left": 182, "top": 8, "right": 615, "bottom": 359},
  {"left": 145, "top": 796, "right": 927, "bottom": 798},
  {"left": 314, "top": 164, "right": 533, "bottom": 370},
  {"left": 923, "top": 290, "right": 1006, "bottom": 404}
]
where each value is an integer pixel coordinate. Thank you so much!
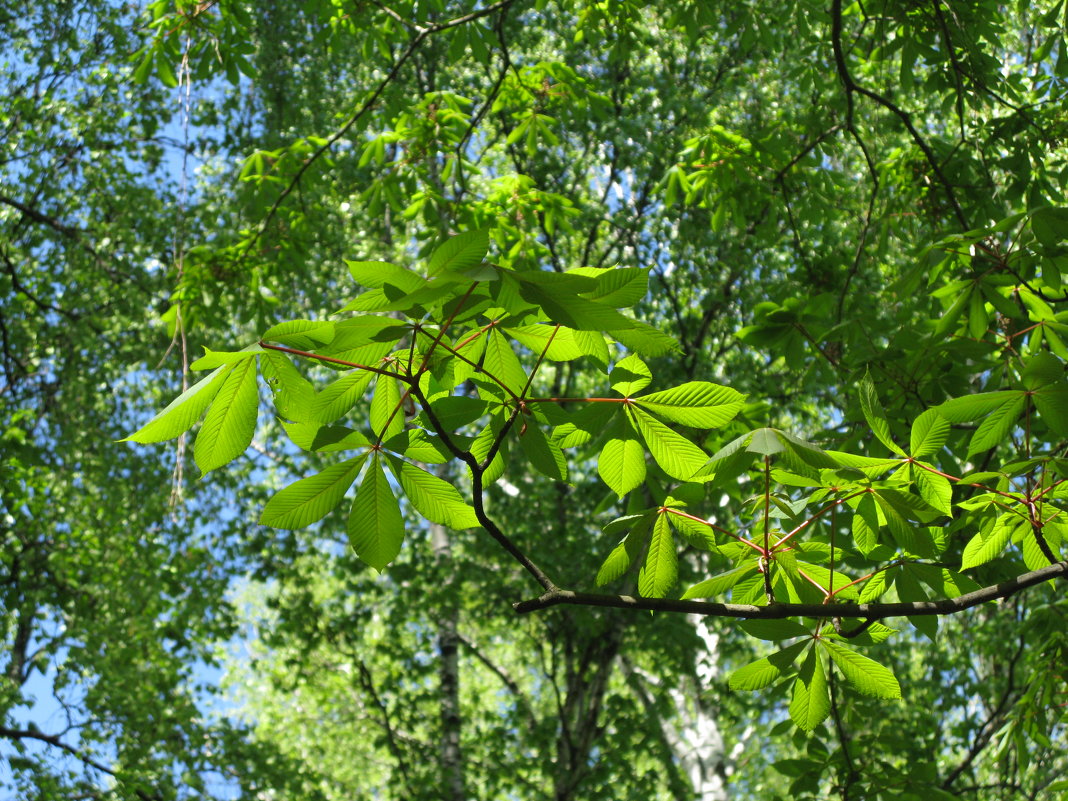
[{"left": 260, "top": 455, "right": 367, "bottom": 529}]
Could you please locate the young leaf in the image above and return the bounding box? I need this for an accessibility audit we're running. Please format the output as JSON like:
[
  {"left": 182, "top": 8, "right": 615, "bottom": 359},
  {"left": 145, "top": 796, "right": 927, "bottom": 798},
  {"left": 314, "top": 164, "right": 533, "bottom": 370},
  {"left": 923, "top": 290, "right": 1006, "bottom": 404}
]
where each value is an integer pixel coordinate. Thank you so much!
[
  {"left": 628, "top": 406, "right": 709, "bottom": 480},
  {"left": 821, "top": 640, "right": 901, "bottom": 699},
  {"left": 348, "top": 454, "right": 404, "bottom": 571},
  {"left": 789, "top": 646, "right": 830, "bottom": 731},
  {"left": 638, "top": 513, "right": 677, "bottom": 598},
  {"left": 123, "top": 366, "right": 228, "bottom": 444},
  {"left": 728, "top": 640, "right": 808, "bottom": 691},
  {"left": 194, "top": 357, "right": 259, "bottom": 474},
  {"left": 859, "top": 370, "right": 906, "bottom": 456},
  {"left": 259, "top": 455, "right": 367, "bottom": 529},
  {"left": 392, "top": 460, "right": 479, "bottom": 529},
  {"left": 633, "top": 381, "right": 745, "bottom": 429}
]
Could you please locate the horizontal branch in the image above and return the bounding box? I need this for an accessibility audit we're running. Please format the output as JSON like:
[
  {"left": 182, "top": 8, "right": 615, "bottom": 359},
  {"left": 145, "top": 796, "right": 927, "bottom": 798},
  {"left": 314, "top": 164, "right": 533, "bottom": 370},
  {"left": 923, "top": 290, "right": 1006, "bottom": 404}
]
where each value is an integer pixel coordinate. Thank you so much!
[{"left": 513, "top": 560, "right": 1068, "bottom": 619}]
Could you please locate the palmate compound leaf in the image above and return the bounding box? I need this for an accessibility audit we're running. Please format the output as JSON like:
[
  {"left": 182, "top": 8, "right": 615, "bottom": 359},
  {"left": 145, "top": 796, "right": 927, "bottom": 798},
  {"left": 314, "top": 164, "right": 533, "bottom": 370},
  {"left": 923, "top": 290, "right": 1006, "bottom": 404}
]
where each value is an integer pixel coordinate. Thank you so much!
[
  {"left": 193, "top": 356, "right": 259, "bottom": 474},
  {"left": 820, "top": 639, "right": 901, "bottom": 699},
  {"left": 260, "top": 454, "right": 368, "bottom": 529},
  {"left": 633, "top": 381, "right": 745, "bottom": 429},
  {"left": 790, "top": 645, "right": 830, "bottom": 732},
  {"left": 638, "top": 513, "right": 677, "bottom": 598},
  {"left": 123, "top": 365, "right": 229, "bottom": 444},
  {"left": 728, "top": 640, "right": 808, "bottom": 691},
  {"left": 348, "top": 454, "right": 404, "bottom": 571}
]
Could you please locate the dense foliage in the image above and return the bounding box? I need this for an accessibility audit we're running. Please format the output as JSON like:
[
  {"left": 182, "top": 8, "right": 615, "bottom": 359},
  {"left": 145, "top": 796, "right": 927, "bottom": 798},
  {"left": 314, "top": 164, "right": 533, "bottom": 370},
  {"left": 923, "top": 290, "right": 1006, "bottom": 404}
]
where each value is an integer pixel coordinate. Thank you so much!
[{"left": 3, "top": 0, "right": 1068, "bottom": 798}]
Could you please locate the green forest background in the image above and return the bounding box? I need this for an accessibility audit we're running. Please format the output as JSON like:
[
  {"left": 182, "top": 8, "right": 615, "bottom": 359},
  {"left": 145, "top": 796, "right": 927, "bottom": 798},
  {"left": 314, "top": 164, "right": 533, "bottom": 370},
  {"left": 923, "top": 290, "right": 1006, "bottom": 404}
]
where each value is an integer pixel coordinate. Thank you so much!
[{"left": 2, "top": 1, "right": 1068, "bottom": 799}]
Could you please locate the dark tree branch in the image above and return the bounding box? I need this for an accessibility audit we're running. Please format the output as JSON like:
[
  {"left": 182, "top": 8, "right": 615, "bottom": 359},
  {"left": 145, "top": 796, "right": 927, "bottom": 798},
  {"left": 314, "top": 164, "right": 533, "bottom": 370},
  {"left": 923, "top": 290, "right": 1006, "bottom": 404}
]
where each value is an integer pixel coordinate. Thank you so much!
[{"left": 514, "top": 560, "right": 1067, "bottom": 617}]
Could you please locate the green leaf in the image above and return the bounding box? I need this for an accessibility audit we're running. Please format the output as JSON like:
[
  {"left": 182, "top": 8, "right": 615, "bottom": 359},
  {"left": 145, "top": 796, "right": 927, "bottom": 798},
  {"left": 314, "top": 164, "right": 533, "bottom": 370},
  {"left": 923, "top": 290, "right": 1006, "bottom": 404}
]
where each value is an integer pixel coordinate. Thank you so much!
[
  {"left": 369, "top": 375, "right": 404, "bottom": 440},
  {"left": 346, "top": 260, "right": 426, "bottom": 292},
  {"left": 633, "top": 382, "right": 745, "bottom": 429},
  {"left": 728, "top": 640, "right": 808, "bottom": 691},
  {"left": 740, "top": 619, "right": 811, "bottom": 641},
  {"left": 681, "top": 563, "right": 759, "bottom": 599},
  {"left": 194, "top": 357, "right": 259, "bottom": 474},
  {"left": 859, "top": 370, "right": 906, "bottom": 456},
  {"left": 427, "top": 229, "right": 490, "bottom": 276},
  {"left": 281, "top": 421, "right": 369, "bottom": 452},
  {"left": 505, "top": 324, "right": 586, "bottom": 361},
  {"left": 259, "top": 455, "right": 367, "bottom": 529},
  {"left": 519, "top": 280, "right": 637, "bottom": 331},
  {"left": 638, "top": 513, "right": 677, "bottom": 598},
  {"left": 261, "top": 320, "right": 336, "bottom": 350},
  {"left": 598, "top": 426, "right": 646, "bottom": 498},
  {"left": 123, "top": 366, "right": 228, "bottom": 444},
  {"left": 262, "top": 351, "right": 316, "bottom": 422},
  {"left": 348, "top": 454, "right": 404, "bottom": 571},
  {"left": 628, "top": 406, "right": 709, "bottom": 481},
  {"left": 577, "top": 266, "right": 649, "bottom": 307},
  {"left": 821, "top": 640, "right": 901, "bottom": 699},
  {"left": 610, "top": 354, "right": 652, "bottom": 395},
  {"left": 967, "top": 394, "right": 1026, "bottom": 455},
  {"left": 518, "top": 420, "right": 568, "bottom": 481},
  {"left": 746, "top": 427, "right": 785, "bottom": 456},
  {"left": 936, "top": 391, "right": 1020, "bottom": 422},
  {"left": 392, "top": 460, "right": 478, "bottom": 529},
  {"left": 1033, "top": 385, "right": 1068, "bottom": 436},
  {"left": 915, "top": 466, "right": 953, "bottom": 516},
  {"left": 596, "top": 515, "right": 653, "bottom": 586},
  {"left": 381, "top": 429, "right": 450, "bottom": 463},
  {"left": 1021, "top": 351, "right": 1063, "bottom": 389},
  {"left": 311, "top": 370, "right": 375, "bottom": 424},
  {"left": 910, "top": 409, "right": 950, "bottom": 458},
  {"left": 483, "top": 327, "right": 528, "bottom": 395},
  {"left": 790, "top": 646, "right": 830, "bottom": 731},
  {"left": 190, "top": 345, "right": 263, "bottom": 370},
  {"left": 609, "top": 320, "right": 681, "bottom": 356},
  {"left": 960, "top": 515, "right": 1015, "bottom": 570}
]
